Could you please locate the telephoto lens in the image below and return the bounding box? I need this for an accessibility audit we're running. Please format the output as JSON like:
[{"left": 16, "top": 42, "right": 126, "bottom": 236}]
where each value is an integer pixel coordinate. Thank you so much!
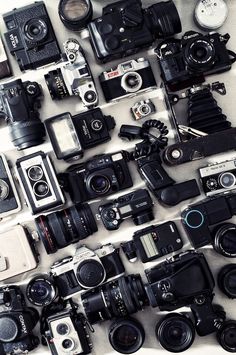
[
  {"left": 35, "top": 203, "right": 98, "bottom": 254},
  {"left": 218, "top": 264, "right": 236, "bottom": 299},
  {"left": 58, "top": 0, "right": 93, "bottom": 31},
  {"left": 26, "top": 275, "right": 58, "bottom": 307},
  {"left": 109, "top": 318, "right": 145, "bottom": 354},
  {"left": 81, "top": 275, "right": 149, "bottom": 324},
  {"left": 213, "top": 223, "right": 236, "bottom": 257},
  {"left": 156, "top": 313, "right": 195, "bottom": 353},
  {"left": 217, "top": 321, "right": 236, "bottom": 352}
]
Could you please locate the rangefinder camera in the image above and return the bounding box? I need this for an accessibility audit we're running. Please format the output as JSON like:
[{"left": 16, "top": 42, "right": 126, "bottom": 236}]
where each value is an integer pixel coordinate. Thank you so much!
[
  {"left": 16, "top": 151, "right": 65, "bottom": 215},
  {"left": 51, "top": 244, "right": 125, "bottom": 299},
  {"left": 99, "top": 58, "right": 157, "bottom": 102},
  {"left": 200, "top": 158, "right": 236, "bottom": 196}
]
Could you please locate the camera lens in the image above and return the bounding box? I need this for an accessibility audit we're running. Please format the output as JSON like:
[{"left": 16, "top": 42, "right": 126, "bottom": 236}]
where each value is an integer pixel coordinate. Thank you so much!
[
  {"left": 214, "top": 223, "right": 236, "bottom": 257},
  {"left": 59, "top": 0, "right": 93, "bottom": 31},
  {"left": 0, "top": 180, "right": 9, "bottom": 201},
  {"left": 89, "top": 175, "right": 111, "bottom": 195},
  {"left": 147, "top": 1, "right": 182, "bottom": 38},
  {"left": 57, "top": 323, "right": 70, "bottom": 336},
  {"left": 82, "top": 275, "right": 148, "bottom": 325},
  {"left": 45, "top": 69, "right": 70, "bottom": 100},
  {"left": 121, "top": 72, "right": 142, "bottom": 93},
  {"left": 77, "top": 259, "right": 105, "bottom": 288},
  {"left": 184, "top": 37, "right": 215, "bottom": 72},
  {"left": 26, "top": 276, "right": 57, "bottom": 306},
  {"left": 33, "top": 181, "right": 49, "bottom": 197},
  {"left": 84, "top": 90, "right": 97, "bottom": 104},
  {"left": 28, "top": 166, "right": 43, "bottom": 181},
  {"left": 156, "top": 313, "right": 195, "bottom": 353},
  {"left": 24, "top": 19, "right": 48, "bottom": 43},
  {"left": 219, "top": 172, "right": 236, "bottom": 189},
  {"left": 0, "top": 317, "right": 19, "bottom": 342},
  {"left": 218, "top": 264, "right": 236, "bottom": 299},
  {"left": 35, "top": 203, "right": 98, "bottom": 254},
  {"left": 62, "top": 338, "right": 75, "bottom": 351},
  {"left": 109, "top": 318, "right": 145, "bottom": 354},
  {"left": 217, "top": 321, "right": 236, "bottom": 352}
]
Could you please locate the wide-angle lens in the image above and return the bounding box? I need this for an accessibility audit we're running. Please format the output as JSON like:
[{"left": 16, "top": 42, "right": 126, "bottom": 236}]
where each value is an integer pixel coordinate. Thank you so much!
[
  {"left": 24, "top": 19, "right": 48, "bottom": 43},
  {"left": 58, "top": 0, "right": 93, "bottom": 31},
  {"left": 213, "top": 223, "right": 236, "bottom": 257},
  {"left": 184, "top": 37, "right": 215, "bottom": 72},
  {"left": 26, "top": 275, "right": 57, "bottom": 306}
]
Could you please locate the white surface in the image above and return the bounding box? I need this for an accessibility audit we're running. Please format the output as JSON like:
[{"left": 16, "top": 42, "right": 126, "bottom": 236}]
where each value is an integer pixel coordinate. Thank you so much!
[{"left": 0, "top": 0, "right": 236, "bottom": 354}]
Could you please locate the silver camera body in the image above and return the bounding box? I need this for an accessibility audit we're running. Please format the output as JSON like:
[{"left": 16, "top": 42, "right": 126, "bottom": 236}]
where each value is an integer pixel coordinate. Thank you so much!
[
  {"left": 200, "top": 158, "right": 236, "bottom": 196},
  {"left": 62, "top": 38, "right": 98, "bottom": 107},
  {"left": 131, "top": 99, "right": 156, "bottom": 120}
]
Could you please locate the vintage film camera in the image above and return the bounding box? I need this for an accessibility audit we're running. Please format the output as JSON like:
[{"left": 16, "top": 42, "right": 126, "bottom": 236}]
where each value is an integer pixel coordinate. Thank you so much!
[
  {"left": 59, "top": 151, "right": 133, "bottom": 204},
  {"left": 51, "top": 244, "right": 125, "bottom": 299},
  {"left": 0, "top": 286, "right": 39, "bottom": 354},
  {"left": 16, "top": 151, "right": 65, "bottom": 215},
  {"left": 99, "top": 58, "right": 157, "bottom": 102},
  {"left": 3, "top": 1, "right": 61, "bottom": 71},
  {"left": 45, "top": 38, "right": 98, "bottom": 108},
  {"left": 156, "top": 31, "right": 236, "bottom": 91},
  {"left": 88, "top": 0, "right": 182, "bottom": 63},
  {"left": 0, "top": 36, "right": 12, "bottom": 79},
  {"left": 121, "top": 221, "right": 183, "bottom": 263},
  {"left": 0, "top": 225, "right": 38, "bottom": 281},
  {"left": 131, "top": 99, "right": 156, "bottom": 121},
  {"left": 99, "top": 189, "right": 154, "bottom": 231},
  {"left": 0, "top": 154, "right": 21, "bottom": 219},
  {"left": 0, "top": 79, "right": 45, "bottom": 150},
  {"left": 45, "top": 309, "right": 92, "bottom": 355},
  {"left": 44, "top": 108, "right": 116, "bottom": 161},
  {"left": 200, "top": 158, "right": 236, "bottom": 197}
]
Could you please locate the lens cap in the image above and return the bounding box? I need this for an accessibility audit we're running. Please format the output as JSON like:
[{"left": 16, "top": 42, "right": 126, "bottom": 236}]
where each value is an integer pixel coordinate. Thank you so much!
[
  {"left": 77, "top": 259, "right": 105, "bottom": 288},
  {"left": 109, "top": 318, "right": 145, "bottom": 354},
  {"left": 58, "top": 0, "right": 93, "bottom": 31},
  {"left": 217, "top": 321, "right": 236, "bottom": 352},
  {"left": 214, "top": 223, "right": 236, "bottom": 257},
  {"left": 195, "top": 0, "right": 228, "bottom": 30},
  {"left": 218, "top": 264, "right": 236, "bottom": 299}
]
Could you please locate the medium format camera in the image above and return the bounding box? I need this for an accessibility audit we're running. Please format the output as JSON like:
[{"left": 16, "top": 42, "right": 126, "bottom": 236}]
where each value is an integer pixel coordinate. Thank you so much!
[
  {"left": 0, "top": 286, "right": 39, "bottom": 354},
  {"left": 0, "top": 154, "right": 21, "bottom": 219},
  {"left": 200, "top": 158, "right": 236, "bottom": 197},
  {"left": 45, "top": 309, "right": 92, "bottom": 355},
  {"left": 122, "top": 221, "right": 183, "bottom": 263},
  {"left": 0, "top": 225, "right": 38, "bottom": 282},
  {"left": 0, "top": 79, "right": 45, "bottom": 150},
  {"left": 99, "top": 189, "right": 154, "bottom": 231},
  {"left": 35, "top": 203, "right": 98, "bottom": 254},
  {"left": 145, "top": 251, "right": 224, "bottom": 336},
  {"left": 51, "top": 244, "right": 125, "bottom": 299},
  {"left": 131, "top": 99, "right": 156, "bottom": 121},
  {"left": 45, "top": 38, "right": 98, "bottom": 108},
  {"left": 99, "top": 58, "right": 157, "bottom": 102},
  {"left": 3, "top": 1, "right": 61, "bottom": 71},
  {"left": 45, "top": 108, "right": 116, "bottom": 161},
  {"left": 16, "top": 151, "right": 65, "bottom": 215},
  {"left": 157, "top": 31, "right": 234, "bottom": 90},
  {"left": 88, "top": 0, "right": 182, "bottom": 63},
  {"left": 0, "top": 36, "right": 12, "bottom": 79},
  {"left": 60, "top": 151, "right": 133, "bottom": 204}
]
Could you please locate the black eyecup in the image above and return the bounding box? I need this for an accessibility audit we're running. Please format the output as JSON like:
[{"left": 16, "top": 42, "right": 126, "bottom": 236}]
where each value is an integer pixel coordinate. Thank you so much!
[
  {"left": 217, "top": 320, "right": 236, "bottom": 353},
  {"left": 58, "top": 0, "right": 93, "bottom": 31}
]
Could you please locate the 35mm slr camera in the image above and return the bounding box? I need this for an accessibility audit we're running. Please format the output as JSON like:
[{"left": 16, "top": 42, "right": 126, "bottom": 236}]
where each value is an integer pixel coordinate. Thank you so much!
[{"left": 51, "top": 244, "right": 125, "bottom": 299}]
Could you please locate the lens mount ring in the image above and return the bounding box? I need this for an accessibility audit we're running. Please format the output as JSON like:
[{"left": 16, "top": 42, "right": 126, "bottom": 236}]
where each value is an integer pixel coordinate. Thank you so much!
[
  {"left": 214, "top": 223, "right": 236, "bottom": 257},
  {"left": 24, "top": 18, "right": 48, "bottom": 44},
  {"left": 0, "top": 179, "right": 9, "bottom": 201},
  {"left": 71, "top": 204, "right": 98, "bottom": 240},
  {"left": 58, "top": 0, "right": 93, "bottom": 31},
  {"left": 184, "top": 37, "right": 216, "bottom": 72},
  {"left": 121, "top": 72, "right": 143, "bottom": 93}
]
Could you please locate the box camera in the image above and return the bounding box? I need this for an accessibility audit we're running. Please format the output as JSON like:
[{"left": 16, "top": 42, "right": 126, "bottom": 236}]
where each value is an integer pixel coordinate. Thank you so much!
[
  {"left": 51, "top": 244, "right": 125, "bottom": 299},
  {"left": 99, "top": 189, "right": 154, "bottom": 231},
  {"left": 45, "top": 38, "right": 98, "bottom": 108},
  {"left": 45, "top": 108, "right": 116, "bottom": 161},
  {"left": 131, "top": 99, "right": 156, "bottom": 121},
  {"left": 145, "top": 251, "right": 223, "bottom": 336},
  {"left": 0, "top": 36, "right": 12, "bottom": 79},
  {"left": 99, "top": 58, "right": 157, "bottom": 102},
  {"left": 157, "top": 31, "right": 234, "bottom": 90},
  {"left": 16, "top": 151, "right": 65, "bottom": 215},
  {"left": 200, "top": 158, "right": 236, "bottom": 197},
  {"left": 122, "top": 221, "right": 183, "bottom": 263},
  {"left": 0, "top": 154, "right": 21, "bottom": 219},
  {"left": 0, "top": 225, "right": 38, "bottom": 281},
  {"left": 3, "top": 1, "right": 61, "bottom": 71},
  {"left": 0, "top": 286, "right": 39, "bottom": 354},
  {"left": 60, "top": 151, "right": 133, "bottom": 204},
  {"left": 45, "top": 309, "right": 92, "bottom": 355},
  {"left": 0, "top": 79, "right": 45, "bottom": 150},
  {"left": 88, "top": 0, "right": 181, "bottom": 63}
]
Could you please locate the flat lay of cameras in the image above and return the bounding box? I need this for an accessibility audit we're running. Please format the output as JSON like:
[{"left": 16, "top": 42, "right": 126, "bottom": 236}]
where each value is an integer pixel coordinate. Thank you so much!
[{"left": 1, "top": 0, "right": 236, "bottom": 354}]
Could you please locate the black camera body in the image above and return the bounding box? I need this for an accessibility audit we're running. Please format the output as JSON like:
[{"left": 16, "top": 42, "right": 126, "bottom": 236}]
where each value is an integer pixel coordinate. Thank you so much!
[
  {"left": 99, "top": 189, "right": 154, "bottom": 231},
  {"left": 45, "top": 309, "right": 92, "bottom": 355},
  {"left": 60, "top": 151, "right": 133, "bottom": 204},
  {"left": 88, "top": 0, "right": 181, "bottom": 63},
  {"left": 0, "top": 79, "right": 45, "bottom": 150},
  {"left": 51, "top": 244, "right": 125, "bottom": 299},
  {"left": 45, "top": 108, "right": 116, "bottom": 161},
  {"left": 157, "top": 31, "right": 233, "bottom": 90},
  {"left": 0, "top": 286, "right": 39, "bottom": 354},
  {"left": 3, "top": 1, "right": 61, "bottom": 71}
]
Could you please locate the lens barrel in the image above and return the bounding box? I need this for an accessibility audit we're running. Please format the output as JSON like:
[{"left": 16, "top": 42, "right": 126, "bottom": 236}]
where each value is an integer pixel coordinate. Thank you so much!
[
  {"left": 26, "top": 275, "right": 57, "bottom": 306},
  {"left": 35, "top": 203, "right": 98, "bottom": 254},
  {"left": 213, "top": 223, "right": 236, "bottom": 257},
  {"left": 10, "top": 120, "right": 46, "bottom": 150},
  {"left": 58, "top": 0, "right": 93, "bottom": 31},
  {"left": 217, "top": 321, "right": 236, "bottom": 352},
  {"left": 218, "top": 264, "right": 236, "bottom": 299},
  {"left": 45, "top": 68, "right": 70, "bottom": 100}
]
